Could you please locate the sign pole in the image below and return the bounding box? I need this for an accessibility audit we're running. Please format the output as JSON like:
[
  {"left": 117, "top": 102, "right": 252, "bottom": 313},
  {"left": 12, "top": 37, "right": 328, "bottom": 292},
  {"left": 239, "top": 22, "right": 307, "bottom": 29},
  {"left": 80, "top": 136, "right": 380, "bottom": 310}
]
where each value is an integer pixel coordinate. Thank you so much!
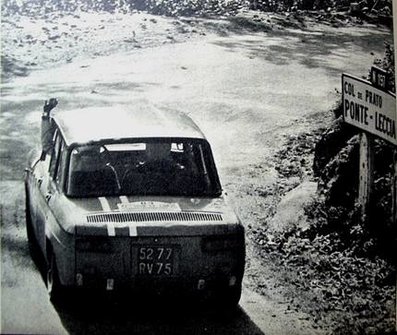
[
  {"left": 358, "top": 132, "right": 374, "bottom": 222},
  {"left": 342, "top": 66, "right": 397, "bottom": 331}
]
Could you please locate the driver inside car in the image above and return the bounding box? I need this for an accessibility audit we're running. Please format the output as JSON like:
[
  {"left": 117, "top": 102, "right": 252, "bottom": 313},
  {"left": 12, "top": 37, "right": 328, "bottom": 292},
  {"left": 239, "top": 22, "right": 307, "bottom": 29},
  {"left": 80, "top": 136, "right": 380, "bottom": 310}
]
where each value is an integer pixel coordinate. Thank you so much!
[
  {"left": 143, "top": 142, "right": 174, "bottom": 171},
  {"left": 68, "top": 145, "right": 120, "bottom": 196}
]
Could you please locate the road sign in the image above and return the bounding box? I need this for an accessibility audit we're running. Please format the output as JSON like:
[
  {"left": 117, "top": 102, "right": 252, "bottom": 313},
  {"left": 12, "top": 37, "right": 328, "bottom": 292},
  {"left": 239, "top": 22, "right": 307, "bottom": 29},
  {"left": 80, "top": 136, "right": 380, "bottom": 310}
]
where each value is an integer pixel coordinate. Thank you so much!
[
  {"left": 342, "top": 73, "right": 396, "bottom": 146},
  {"left": 370, "top": 66, "right": 389, "bottom": 91}
]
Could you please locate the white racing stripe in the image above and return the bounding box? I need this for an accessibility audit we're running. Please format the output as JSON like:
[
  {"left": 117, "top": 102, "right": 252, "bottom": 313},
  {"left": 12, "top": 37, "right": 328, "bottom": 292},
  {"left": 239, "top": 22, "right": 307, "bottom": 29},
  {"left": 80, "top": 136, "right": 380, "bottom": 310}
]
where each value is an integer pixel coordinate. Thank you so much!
[
  {"left": 129, "top": 226, "right": 138, "bottom": 237},
  {"left": 106, "top": 222, "right": 138, "bottom": 237},
  {"left": 99, "top": 197, "right": 111, "bottom": 212},
  {"left": 119, "top": 196, "right": 129, "bottom": 204},
  {"left": 99, "top": 196, "right": 138, "bottom": 236},
  {"left": 107, "top": 224, "right": 116, "bottom": 236}
]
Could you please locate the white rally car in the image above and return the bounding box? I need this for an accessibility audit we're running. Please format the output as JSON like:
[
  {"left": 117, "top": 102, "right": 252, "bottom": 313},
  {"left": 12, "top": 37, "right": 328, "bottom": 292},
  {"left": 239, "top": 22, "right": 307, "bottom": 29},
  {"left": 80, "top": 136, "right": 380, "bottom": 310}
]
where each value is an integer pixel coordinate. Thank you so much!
[{"left": 25, "top": 103, "right": 245, "bottom": 306}]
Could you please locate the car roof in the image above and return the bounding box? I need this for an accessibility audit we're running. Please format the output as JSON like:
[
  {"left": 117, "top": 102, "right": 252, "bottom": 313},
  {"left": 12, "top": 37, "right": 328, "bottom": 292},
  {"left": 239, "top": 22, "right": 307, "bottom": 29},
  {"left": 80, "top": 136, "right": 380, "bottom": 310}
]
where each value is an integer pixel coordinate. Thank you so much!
[{"left": 53, "top": 104, "right": 206, "bottom": 146}]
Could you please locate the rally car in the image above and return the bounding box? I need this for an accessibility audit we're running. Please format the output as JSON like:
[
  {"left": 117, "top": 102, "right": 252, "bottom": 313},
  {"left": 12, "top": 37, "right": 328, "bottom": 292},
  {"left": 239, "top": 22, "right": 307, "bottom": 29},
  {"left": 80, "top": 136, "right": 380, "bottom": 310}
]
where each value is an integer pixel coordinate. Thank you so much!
[{"left": 25, "top": 103, "right": 245, "bottom": 305}]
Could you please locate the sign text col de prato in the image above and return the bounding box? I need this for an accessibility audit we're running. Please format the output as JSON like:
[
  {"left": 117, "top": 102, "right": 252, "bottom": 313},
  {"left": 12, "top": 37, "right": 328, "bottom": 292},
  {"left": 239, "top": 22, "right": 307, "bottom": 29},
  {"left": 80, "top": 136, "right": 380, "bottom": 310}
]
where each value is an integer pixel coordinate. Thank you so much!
[{"left": 342, "top": 73, "right": 396, "bottom": 146}]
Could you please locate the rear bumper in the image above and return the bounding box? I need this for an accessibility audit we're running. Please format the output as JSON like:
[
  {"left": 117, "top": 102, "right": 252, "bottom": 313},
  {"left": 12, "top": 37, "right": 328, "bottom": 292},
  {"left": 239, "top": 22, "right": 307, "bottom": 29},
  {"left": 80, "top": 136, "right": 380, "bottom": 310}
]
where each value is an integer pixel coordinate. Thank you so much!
[
  {"left": 72, "top": 231, "right": 245, "bottom": 293},
  {"left": 78, "top": 274, "right": 242, "bottom": 296}
]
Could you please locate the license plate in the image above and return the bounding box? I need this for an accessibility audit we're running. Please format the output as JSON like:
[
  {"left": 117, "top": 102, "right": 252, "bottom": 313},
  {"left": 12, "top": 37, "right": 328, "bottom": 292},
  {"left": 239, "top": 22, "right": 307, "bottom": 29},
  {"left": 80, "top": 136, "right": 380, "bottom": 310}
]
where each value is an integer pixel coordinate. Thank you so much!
[{"left": 137, "top": 246, "right": 178, "bottom": 276}]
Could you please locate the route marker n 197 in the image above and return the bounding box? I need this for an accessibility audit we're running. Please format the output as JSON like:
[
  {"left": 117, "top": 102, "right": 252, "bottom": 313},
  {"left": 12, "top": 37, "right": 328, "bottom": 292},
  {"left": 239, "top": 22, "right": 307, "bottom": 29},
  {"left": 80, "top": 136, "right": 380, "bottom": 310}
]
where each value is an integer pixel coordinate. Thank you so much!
[
  {"left": 370, "top": 66, "right": 389, "bottom": 91},
  {"left": 342, "top": 73, "right": 396, "bottom": 146}
]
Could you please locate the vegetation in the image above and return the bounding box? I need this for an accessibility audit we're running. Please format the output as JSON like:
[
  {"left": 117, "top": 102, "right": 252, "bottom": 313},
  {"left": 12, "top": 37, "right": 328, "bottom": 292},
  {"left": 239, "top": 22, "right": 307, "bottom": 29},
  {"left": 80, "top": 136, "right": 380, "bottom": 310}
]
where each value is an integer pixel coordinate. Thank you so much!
[
  {"left": 313, "top": 44, "right": 395, "bottom": 262},
  {"left": 2, "top": 0, "right": 393, "bottom": 17},
  {"left": 250, "top": 45, "right": 396, "bottom": 333}
]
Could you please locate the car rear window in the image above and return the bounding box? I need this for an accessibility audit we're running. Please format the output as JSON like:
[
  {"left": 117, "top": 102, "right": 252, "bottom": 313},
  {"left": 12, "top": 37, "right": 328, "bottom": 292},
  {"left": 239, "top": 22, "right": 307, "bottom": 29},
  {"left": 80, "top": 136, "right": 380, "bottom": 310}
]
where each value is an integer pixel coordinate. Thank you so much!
[{"left": 66, "top": 139, "right": 222, "bottom": 197}]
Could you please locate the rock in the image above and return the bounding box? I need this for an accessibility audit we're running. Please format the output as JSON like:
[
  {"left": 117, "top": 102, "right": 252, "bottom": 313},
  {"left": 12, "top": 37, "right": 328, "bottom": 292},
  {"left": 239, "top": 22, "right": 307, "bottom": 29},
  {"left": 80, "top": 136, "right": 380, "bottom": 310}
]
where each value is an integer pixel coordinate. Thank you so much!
[
  {"left": 267, "top": 181, "right": 317, "bottom": 234},
  {"left": 48, "top": 35, "right": 61, "bottom": 40}
]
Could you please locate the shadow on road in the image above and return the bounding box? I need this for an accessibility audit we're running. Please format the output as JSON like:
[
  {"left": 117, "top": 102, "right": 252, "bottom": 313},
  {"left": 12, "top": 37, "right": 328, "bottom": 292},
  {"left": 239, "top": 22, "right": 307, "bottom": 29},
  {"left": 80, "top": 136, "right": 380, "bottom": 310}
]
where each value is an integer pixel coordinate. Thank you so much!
[
  {"left": 52, "top": 293, "right": 265, "bottom": 335},
  {"left": 211, "top": 26, "right": 391, "bottom": 76}
]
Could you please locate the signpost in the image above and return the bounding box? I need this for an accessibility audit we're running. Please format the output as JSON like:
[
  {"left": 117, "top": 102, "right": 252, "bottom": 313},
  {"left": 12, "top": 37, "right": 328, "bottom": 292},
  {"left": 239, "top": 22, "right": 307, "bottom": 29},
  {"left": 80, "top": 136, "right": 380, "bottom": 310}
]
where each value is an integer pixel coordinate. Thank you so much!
[
  {"left": 343, "top": 69, "right": 397, "bottom": 331},
  {"left": 342, "top": 71, "right": 396, "bottom": 222}
]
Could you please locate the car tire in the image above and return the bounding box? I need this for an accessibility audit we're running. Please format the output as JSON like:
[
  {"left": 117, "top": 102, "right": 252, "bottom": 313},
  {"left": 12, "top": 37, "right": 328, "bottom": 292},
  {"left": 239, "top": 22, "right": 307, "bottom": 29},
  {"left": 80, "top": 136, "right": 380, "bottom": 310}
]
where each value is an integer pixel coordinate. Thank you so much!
[
  {"left": 204, "top": 285, "right": 242, "bottom": 313},
  {"left": 47, "top": 252, "right": 64, "bottom": 303},
  {"left": 222, "top": 285, "right": 242, "bottom": 309},
  {"left": 210, "top": 285, "right": 242, "bottom": 312}
]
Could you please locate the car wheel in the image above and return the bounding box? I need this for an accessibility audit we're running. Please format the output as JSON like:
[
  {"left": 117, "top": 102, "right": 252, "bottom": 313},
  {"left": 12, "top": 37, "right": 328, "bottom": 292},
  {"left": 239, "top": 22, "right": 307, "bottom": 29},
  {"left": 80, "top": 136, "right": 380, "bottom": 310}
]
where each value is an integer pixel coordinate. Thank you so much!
[
  {"left": 224, "top": 285, "right": 242, "bottom": 308},
  {"left": 47, "top": 252, "right": 64, "bottom": 303},
  {"left": 212, "top": 285, "right": 242, "bottom": 311}
]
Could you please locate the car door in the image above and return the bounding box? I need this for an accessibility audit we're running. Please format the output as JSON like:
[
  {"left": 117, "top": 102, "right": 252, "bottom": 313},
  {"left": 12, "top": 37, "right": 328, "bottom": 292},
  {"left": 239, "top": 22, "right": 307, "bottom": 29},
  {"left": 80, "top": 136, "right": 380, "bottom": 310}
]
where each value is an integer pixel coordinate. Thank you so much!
[{"left": 35, "top": 130, "right": 64, "bottom": 254}]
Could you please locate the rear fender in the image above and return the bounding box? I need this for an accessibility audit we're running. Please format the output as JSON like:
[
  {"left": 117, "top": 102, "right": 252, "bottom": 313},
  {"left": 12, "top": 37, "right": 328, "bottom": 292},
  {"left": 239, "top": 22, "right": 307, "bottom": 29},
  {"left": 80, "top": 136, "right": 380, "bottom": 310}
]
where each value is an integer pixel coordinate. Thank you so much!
[{"left": 45, "top": 210, "right": 75, "bottom": 286}]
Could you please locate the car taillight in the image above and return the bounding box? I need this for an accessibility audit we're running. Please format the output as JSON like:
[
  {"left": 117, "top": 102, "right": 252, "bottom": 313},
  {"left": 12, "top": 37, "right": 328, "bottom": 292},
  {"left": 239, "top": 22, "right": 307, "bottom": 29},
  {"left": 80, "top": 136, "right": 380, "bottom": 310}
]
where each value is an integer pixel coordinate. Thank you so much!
[
  {"left": 75, "top": 238, "right": 112, "bottom": 252},
  {"left": 201, "top": 235, "right": 243, "bottom": 252}
]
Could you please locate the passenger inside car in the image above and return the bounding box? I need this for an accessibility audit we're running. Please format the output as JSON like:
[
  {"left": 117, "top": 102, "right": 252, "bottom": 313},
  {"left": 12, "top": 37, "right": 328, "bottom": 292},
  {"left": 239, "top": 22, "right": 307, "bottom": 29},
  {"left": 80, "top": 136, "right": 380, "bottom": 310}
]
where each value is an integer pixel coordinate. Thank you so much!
[
  {"left": 66, "top": 140, "right": 220, "bottom": 197},
  {"left": 67, "top": 146, "right": 120, "bottom": 197}
]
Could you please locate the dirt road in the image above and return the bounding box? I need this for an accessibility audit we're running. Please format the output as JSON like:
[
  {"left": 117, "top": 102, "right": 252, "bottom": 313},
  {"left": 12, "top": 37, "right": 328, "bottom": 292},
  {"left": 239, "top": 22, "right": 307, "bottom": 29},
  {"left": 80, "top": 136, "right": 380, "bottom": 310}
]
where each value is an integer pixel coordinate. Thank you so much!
[
  {"left": 1, "top": 14, "right": 392, "bottom": 334},
  {"left": 0, "top": 178, "right": 316, "bottom": 334}
]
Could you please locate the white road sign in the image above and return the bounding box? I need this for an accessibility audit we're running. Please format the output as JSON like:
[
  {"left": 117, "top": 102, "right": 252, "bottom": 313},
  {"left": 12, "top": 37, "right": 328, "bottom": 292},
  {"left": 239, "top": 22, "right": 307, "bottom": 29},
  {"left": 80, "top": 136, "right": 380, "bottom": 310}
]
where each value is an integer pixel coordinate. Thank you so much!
[{"left": 342, "top": 73, "right": 396, "bottom": 146}]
